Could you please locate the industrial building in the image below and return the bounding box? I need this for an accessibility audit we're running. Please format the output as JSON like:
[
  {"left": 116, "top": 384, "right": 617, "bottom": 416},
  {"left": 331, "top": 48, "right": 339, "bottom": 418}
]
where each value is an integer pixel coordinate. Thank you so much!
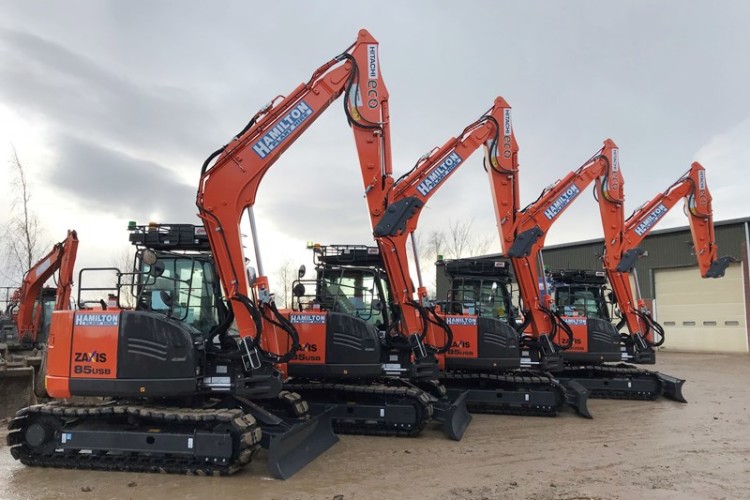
[{"left": 436, "top": 217, "right": 750, "bottom": 353}]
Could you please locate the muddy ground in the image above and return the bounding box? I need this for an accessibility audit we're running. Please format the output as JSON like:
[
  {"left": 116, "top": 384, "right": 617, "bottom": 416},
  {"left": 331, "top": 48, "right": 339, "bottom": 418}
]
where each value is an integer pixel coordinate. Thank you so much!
[{"left": 1, "top": 352, "right": 749, "bottom": 500}]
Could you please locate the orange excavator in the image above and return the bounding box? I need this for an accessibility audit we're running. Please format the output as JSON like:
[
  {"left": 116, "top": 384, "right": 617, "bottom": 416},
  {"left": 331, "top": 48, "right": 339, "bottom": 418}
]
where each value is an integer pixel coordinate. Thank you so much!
[
  {"left": 537, "top": 160, "right": 729, "bottom": 401},
  {"left": 444, "top": 152, "right": 730, "bottom": 401},
  {"left": 599, "top": 161, "right": 732, "bottom": 354},
  {"left": 498, "top": 141, "right": 622, "bottom": 364},
  {"left": 1, "top": 230, "right": 79, "bottom": 347},
  {"left": 195, "top": 29, "right": 467, "bottom": 439},
  {"left": 301, "top": 97, "right": 590, "bottom": 416},
  {"left": 8, "top": 29, "right": 463, "bottom": 480},
  {"left": 494, "top": 141, "right": 696, "bottom": 400},
  {"left": 0, "top": 230, "right": 78, "bottom": 416}
]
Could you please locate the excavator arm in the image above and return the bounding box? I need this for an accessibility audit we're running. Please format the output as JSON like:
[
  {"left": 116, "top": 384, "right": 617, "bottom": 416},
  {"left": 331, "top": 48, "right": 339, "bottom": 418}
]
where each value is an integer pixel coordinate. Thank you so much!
[
  {"left": 501, "top": 140, "right": 623, "bottom": 346},
  {"left": 13, "top": 230, "right": 79, "bottom": 344},
  {"left": 363, "top": 97, "right": 517, "bottom": 349},
  {"left": 196, "top": 29, "right": 390, "bottom": 362},
  {"left": 604, "top": 162, "right": 732, "bottom": 345}
]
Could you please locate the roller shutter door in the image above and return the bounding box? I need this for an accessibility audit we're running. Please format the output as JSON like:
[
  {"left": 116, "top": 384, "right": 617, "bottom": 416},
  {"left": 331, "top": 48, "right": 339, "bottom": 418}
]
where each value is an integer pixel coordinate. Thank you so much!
[{"left": 654, "top": 263, "right": 747, "bottom": 352}]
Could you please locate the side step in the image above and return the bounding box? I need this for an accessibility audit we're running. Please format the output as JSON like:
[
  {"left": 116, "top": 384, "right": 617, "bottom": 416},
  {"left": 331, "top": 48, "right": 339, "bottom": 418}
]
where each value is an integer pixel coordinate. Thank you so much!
[{"left": 441, "top": 371, "right": 591, "bottom": 419}]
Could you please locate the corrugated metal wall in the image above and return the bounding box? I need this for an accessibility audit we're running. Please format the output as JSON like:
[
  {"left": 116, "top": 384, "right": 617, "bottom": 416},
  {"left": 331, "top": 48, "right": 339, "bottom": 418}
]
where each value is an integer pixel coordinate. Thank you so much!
[
  {"left": 541, "top": 222, "right": 745, "bottom": 299},
  {"left": 435, "top": 220, "right": 747, "bottom": 301}
]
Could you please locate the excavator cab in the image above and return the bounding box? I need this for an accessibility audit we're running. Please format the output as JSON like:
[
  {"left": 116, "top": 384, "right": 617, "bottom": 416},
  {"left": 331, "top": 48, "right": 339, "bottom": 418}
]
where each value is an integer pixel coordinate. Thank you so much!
[
  {"left": 286, "top": 244, "right": 471, "bottom": 439},
  {"left": 437, "top": 258, "right": 516, "bottom": 322},
  {"left": 134, "top": 252, "right": 221, "bottom": 336},
  {"left": 289, "top": 245, "right": 424, "bottom": 379},
  {"left": 16, "top": 223, "right": 339, "bottom": 479},
  {"left": 548, "top": 269, "right": 622, "bottom": 363}
]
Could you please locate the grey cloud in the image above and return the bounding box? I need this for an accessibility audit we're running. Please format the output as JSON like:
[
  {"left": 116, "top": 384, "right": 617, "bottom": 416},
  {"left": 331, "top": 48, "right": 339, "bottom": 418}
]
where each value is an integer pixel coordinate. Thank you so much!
[
  {"left": 49, "top": 134, "right": 198, "bottom": 223},
  {"left": 0, "top": 27, "right": 219, "bottom": 163},
  {"left": 2, "top": 0, "right": 749, "bottom": 256}
]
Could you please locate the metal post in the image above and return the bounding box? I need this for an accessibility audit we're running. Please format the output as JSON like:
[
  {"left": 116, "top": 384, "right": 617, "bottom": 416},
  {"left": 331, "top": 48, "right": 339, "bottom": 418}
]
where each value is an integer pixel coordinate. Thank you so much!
[
  {"left": 632, "top": 267, "right": 643, "bottom": 304},
  {"left": 247, "top": 207, "right": 264, "bottom": 276},
  {"left": 410, "top": 233, "right": 424, "bottom": 288},
  {"left": 538, "top": 251, "right": 550, "bottom": 297}
]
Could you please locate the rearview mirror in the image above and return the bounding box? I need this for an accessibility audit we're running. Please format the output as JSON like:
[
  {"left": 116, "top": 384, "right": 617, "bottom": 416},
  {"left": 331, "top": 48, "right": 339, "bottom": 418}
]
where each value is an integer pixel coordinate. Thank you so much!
[
  {"left": 298, "top": 265, "right": 306, "bottom": 279},
  {"left": 149, "top": 260, "right": 165, "bottom": 278},
  {"left": 142, "top": 249, "right": 158, "bottom": 266}
]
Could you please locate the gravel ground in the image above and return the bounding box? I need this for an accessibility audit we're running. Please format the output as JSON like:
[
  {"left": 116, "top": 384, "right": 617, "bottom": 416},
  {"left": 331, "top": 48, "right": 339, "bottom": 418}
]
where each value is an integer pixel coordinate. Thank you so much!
[{"left": 1, "top": 352, "right": 748, "bottom": 500}]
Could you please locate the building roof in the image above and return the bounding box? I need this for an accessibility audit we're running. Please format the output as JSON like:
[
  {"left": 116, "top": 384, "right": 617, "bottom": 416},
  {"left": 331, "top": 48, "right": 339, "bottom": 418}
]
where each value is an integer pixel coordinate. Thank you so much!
[{"left": 542, "top": 216, "right": 750, "bottom": 251}]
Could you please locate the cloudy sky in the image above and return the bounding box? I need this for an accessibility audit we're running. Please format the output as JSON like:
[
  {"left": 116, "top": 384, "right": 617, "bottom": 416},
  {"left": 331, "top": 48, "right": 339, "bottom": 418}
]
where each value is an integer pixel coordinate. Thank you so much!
[{"left": 1, "top": 1, "right": 749, "bottom": 294}]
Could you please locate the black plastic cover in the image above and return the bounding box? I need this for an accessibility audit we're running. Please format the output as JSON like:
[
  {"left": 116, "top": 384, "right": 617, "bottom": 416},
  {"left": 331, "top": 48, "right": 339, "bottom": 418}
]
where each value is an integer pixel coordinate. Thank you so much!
[{"left": 117, "top": 311, "right": 198, "bottom": 380}]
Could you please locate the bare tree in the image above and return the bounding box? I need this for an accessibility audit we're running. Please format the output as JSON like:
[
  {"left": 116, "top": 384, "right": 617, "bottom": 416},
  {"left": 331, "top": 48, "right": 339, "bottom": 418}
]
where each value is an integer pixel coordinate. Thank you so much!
[
  {"left": 442, "top": 218, "right": 494, "bottom": 259},
  {"left": 421, "top": 218, "right": 494, "bottom": 262},
  {"left": 1, "top": 147, "right": 46, "bottom": 285},
  {"left": 274, "top": 259, "right": 296, "bottom": 308},
  {"left": 112, "top": 246, "right": 137, "bottom": 308},
  {"left": 416, "top": 218, "right": 495, "bottom": 297},
  {"left": 421, "top": 230, "right": 446, "bottom": 263}
]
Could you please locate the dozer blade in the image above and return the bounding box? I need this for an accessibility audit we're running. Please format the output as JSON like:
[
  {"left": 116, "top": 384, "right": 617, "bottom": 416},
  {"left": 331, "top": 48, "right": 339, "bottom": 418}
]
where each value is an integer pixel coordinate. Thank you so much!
[
  {"left": 656, "top": 372, "right": 687, "bottom": 403},
  {"left": 0, "top": 365, "right": 36, "bottom": 419},
  {"left": 262, "top": 406, "right": 339, "bottom": 480},
  {"left": 432, "top": 391, "right": 472, "bottom": 441},
  {"left": 563, "top": 379, "right": 592, "bottom": 418}
]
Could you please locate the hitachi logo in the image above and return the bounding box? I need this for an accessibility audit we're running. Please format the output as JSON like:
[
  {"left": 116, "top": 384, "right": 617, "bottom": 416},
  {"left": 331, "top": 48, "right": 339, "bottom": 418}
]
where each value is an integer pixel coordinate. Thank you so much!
[
  {"left": 503, "top": 109, "right": 512, "bottom": 136},
  {"left": 367, "top": 45, "right": 378, "bottom": 79},
  {"left": 416, "top": 152, "right": 463, "bottom": 197},
  {"left": 252, "top": 101, "right": 314, "bottom": 159},
  {"left": 543, "top": 184, "right": 581, "bottom": 220},
  {"left": 634, "top": 203, "right": 668, "bottom": 236},
  {"left": 612, "top": 148, "right": 620, "bottom": 172},
  {"left": 698, "top": 169, "right": 706, "bottom": 191}
]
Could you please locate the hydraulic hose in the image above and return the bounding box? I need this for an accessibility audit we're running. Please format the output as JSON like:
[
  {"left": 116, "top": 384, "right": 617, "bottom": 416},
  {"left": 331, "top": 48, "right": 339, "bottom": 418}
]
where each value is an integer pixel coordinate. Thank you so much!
[
  {"left": 233, "top": 293, "right": 265, "bottom": 350},
  {"left": 552, "top": 310, "right": 574, "bottom": 350},
  {"left": 207, "top": 301, "right": 235, "bottom": 351},
  {"left": 539, "top": 305, "right": 558, "bottom": 342},
  {"left": 635, "top": 310, "right": 665, "bottom": 347},
  {"left": 259, "top": 300, "right": 301, "bottom": 364},
  {"left": 423, "top": 306, "right": 454, "bottom": 354},
  {"left": 407, "top": 300, "right": 430, "bottom": 342}
]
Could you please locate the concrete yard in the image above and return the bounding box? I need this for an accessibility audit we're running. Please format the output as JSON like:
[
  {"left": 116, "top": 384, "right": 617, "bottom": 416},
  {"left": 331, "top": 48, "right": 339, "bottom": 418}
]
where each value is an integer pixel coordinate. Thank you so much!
[{"left": 1, "top": 352, "right": 749, "bottom": 500}]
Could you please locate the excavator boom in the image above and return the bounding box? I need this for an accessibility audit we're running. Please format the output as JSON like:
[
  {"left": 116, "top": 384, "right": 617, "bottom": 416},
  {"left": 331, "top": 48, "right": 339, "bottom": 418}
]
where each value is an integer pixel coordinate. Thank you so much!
[
  {"left": 603, "top": 161, "right": 731, "bottom": 347},
  {"left": 364, "top": 97, "right": 517, "bottom": 345},
  {"left": 197, "top": 29, "right": 389, "bottom": 361},
  {"left": 13, "top": 230, "right": 78, "bottom": 344},
  {"left": 356, "top": 98, "right": 590, "bottom": 417},
  {"left": 501, "top": 140, "right": 622, "bottom": 353}
]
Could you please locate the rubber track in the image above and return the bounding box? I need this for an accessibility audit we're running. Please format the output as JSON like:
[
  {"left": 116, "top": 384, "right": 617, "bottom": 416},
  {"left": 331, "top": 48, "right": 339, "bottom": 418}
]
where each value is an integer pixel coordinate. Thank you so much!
[
  {"left": 562, "top": 363, "right": 661, "bottom": 400},
  {"left": 284, "top": 382, "right": 432, "bottom": 437},
  {"left": 7, "top": 401, "right": 261, "bottom": 476},
  {"left": 440, "top": 371, "right": 566, "bottom": 417}
]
